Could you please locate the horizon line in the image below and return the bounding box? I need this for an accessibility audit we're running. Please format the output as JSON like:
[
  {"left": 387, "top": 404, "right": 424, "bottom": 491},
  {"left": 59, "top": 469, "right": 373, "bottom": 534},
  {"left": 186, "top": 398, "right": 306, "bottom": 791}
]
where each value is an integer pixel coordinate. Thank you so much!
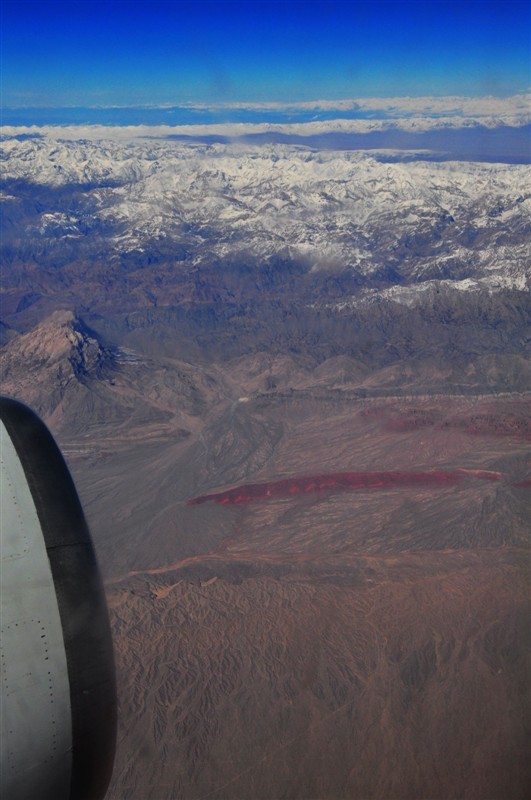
[{"left": 2, "top": 92, "right": 530, "bottom": 112}]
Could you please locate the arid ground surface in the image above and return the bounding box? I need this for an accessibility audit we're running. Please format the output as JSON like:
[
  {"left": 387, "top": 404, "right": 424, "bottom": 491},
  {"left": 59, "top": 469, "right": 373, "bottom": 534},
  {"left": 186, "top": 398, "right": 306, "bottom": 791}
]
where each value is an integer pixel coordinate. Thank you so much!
[
  {"left": 3, "top": 315, "right": 528, "bottom": 799},
  {"left": 89, "top": 391, "right": 531, "bottom": 800}
]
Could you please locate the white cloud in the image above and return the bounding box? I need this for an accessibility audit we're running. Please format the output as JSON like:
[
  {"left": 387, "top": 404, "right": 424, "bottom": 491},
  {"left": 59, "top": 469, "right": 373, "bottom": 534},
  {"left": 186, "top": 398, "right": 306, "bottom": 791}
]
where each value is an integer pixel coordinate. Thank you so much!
[
  {"left": 295, "top": 94, "right": 531, "bottom": 118},
  {"left": 147, "top": 93, "right": 531, "bottom": 118},
  {"left": 2, "top": 112, "right": 529, "bottom": 143},
  {"left": 2, "top": 93, "right": 529, "bottom": 142}
]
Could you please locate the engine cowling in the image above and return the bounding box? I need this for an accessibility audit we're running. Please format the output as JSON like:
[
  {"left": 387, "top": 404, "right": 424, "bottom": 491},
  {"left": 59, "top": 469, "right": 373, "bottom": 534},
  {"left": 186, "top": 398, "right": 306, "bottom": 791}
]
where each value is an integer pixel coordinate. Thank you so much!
[{"left": 0, "top": 397, "right": 116, "bottom": 800}]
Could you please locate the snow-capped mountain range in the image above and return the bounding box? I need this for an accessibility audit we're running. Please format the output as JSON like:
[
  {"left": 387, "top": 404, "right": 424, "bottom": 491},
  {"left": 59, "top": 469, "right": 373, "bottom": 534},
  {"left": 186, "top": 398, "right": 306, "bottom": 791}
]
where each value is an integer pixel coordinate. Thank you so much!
[{"left": 1, "top": 133, "right": 529, "bottom": 300}]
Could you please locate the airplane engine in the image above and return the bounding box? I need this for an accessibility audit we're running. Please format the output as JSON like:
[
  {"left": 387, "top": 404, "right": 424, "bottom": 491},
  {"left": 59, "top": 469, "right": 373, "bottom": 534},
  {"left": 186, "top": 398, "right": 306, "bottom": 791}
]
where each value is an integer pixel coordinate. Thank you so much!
[{"left": 0, "top": 398, "right": 116, "bottom": 800}]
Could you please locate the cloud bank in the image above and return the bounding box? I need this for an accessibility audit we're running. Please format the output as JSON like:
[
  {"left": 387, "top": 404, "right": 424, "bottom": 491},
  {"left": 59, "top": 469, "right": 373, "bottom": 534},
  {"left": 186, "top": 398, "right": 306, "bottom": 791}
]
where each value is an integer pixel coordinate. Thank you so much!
[
  {"left": 190, "top": 94, "right": 531, "bottom": 118},
  {"left": 2, "top": 116, "right": 530, "bottom": 144},
  {"left": 1, "top": 94, "right": 529, "bottom": 140}
]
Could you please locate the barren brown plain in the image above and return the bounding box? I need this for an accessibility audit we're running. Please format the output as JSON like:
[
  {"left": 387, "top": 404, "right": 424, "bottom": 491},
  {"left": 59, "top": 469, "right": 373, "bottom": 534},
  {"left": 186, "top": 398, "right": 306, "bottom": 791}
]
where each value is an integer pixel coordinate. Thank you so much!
[
  {"left": 1, "top": 307, "right": 529, "bottom": 799},
  {"left": 69, "top": 387, "right": 529, "bottom": 800}
]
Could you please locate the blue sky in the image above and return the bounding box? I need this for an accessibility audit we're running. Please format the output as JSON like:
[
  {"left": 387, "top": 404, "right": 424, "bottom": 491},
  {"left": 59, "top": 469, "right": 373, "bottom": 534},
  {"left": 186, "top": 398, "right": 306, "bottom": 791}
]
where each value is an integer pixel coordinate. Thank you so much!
[{"left": 1, "top": 0, "right": 530, "bottom": 109}]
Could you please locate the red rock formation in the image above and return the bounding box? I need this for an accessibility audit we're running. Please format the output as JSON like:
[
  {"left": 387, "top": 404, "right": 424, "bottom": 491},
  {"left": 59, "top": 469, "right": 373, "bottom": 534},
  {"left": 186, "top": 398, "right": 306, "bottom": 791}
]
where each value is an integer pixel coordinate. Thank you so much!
[{"left": 187, "top": 469, "right": 489, "bottom": 506}]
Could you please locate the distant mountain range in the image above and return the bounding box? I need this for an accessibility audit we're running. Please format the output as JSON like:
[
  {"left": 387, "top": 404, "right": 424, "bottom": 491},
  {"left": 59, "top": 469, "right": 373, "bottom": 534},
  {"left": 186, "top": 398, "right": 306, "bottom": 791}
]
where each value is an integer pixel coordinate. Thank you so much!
[{"left": 1, "top": 136, "right": 529, "bottom": 284}]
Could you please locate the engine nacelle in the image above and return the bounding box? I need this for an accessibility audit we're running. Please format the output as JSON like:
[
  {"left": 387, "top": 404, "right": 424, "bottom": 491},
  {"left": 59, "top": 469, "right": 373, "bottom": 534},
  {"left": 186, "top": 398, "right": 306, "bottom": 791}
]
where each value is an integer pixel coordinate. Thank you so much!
[{"left": 0, "top": 398, "right": 116, "bottom": 800}]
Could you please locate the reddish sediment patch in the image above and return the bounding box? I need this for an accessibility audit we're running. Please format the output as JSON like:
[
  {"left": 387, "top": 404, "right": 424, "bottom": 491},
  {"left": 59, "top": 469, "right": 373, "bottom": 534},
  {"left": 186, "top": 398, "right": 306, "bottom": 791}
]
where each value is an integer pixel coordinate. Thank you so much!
[
  {"left": 187, "top": 469, "right": 499, "bottom": 506},
  {"left": 360, "top": 404, "right": 530, "bottom": 440}
]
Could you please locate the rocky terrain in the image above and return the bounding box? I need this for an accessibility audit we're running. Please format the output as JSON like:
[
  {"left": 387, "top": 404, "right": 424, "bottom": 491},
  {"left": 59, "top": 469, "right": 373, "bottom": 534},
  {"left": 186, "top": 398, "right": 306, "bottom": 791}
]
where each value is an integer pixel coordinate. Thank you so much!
[{"left": 1, "top": 128, "right": 529, "bottom": 799}]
